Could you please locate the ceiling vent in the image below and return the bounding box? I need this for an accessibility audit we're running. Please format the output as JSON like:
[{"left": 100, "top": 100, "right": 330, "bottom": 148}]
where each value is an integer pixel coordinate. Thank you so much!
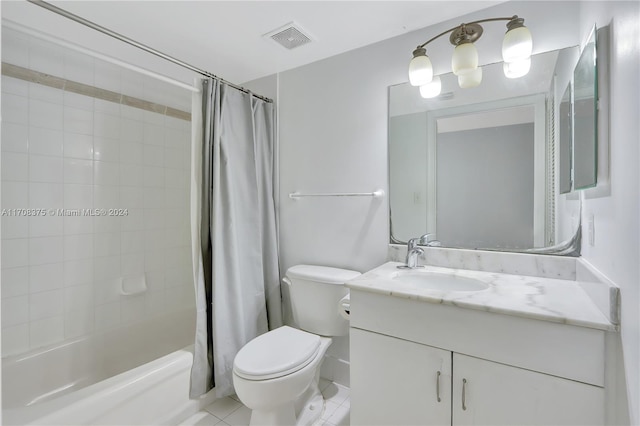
[{"left": 264, "top": 22, "right": 313, "bottom": 50}]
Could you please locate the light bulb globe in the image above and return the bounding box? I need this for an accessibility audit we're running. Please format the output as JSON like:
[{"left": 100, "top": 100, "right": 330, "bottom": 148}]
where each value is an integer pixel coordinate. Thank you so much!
[
  {"left": 452, "top": 42, "right": 478, "bottom": 75},
  {"left": 419, "top": 75, "right": 442, "bottom": 98},
  {"left": 458, "top": 67, "right": 483, "bottom": 88},
  {"left": 409, "top": 50, "right": 433, "bottom": 86},
  {"left": 502, "top": 26, "right": 533, "bottom": 63},
  {"left": 503, "top": 58, "right": 531, "bottom": 78}
]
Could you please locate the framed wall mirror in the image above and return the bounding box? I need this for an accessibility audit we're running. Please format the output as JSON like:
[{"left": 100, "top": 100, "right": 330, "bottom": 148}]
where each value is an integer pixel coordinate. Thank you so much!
[
  {"left": 573, "top": 26, "right": 598, "bottom": 190},
  {"left": 389, "top": 45, "right": 583, "bottom": 254}
]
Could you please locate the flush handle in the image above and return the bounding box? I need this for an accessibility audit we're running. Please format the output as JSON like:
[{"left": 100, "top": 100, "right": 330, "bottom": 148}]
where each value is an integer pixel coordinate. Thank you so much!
[
  {"left": 436, "top": 371, "right": 441, "bottom": 402},
  {"left": 462, "top": 378, "right": 468, "bottom": 411}
]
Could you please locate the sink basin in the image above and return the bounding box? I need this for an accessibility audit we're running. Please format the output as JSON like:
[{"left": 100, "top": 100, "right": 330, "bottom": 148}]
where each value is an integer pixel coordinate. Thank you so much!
[{"left": 393, "top": 271, "right": 489, "bottom": 292}]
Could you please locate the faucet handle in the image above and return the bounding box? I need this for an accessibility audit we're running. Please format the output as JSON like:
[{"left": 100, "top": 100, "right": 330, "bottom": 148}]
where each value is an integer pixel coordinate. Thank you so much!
[
  {"left": 398, "top": 246, "right": 425, "bottom": 269},
  {"left": 418, "top": 233, "right": 442, "bottom": 247},
  {"left": 418, "top": 233, "right": 435, "bottom": 245}
]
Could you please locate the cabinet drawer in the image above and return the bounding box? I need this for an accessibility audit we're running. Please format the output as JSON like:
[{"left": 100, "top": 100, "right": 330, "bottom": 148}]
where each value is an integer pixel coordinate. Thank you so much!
[
  {"left": 350, "top": 328, "right": 451, "bottom": 426},
  {"left": 350, "top": 290, "right": 605, "bottom": 386},
  {"left": 452, "top": 353, "right": 605, "bottom": 425}
]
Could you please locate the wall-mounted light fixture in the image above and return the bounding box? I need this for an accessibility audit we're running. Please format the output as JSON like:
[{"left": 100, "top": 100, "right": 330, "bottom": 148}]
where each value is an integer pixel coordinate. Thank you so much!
[{"left": 409, "top": 15, "right": 533, "bottom": 98}]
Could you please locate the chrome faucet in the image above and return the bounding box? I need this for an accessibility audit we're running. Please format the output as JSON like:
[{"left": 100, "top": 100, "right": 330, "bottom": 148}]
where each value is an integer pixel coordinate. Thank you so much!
[
  {"left": 404, "top": 246, "right": 424, "bottom": 268},
  {"left": 398, "top": 235, "right": 426, "bottom": 269},
  {"left": 398, "top": 233, "right": 442, "bottom": 269}
]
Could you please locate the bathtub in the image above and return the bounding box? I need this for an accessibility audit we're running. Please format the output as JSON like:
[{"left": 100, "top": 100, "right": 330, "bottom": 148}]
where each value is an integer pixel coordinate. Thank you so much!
[{"left": 2, "top": 310, "right": 215, "bottom": 425}]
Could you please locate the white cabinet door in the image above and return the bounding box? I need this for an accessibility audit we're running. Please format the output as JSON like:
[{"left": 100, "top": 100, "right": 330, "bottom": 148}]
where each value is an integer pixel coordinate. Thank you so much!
[
  {"left": 452, "top": 353, "right": 605, "bottom": 426},
  {"left": 350, "top": 328, "right": 451, "bottom": 426}
]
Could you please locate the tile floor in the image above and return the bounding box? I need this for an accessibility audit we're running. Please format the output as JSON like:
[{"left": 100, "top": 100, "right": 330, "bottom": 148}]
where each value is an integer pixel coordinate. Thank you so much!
[{"left": 179, "top": 379, "right": 350, "bottom": 426}]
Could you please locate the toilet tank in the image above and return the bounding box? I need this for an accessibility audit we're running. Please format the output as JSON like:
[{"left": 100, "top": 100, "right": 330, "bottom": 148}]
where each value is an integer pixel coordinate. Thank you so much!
[{"left": 285, "top": 265, "right": 361, "bottom": 337}]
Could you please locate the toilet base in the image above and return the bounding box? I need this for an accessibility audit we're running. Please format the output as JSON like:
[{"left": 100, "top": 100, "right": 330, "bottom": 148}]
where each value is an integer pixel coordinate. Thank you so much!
[
  {"left": 294, "top": 379, "right": 324, "bottom": 426},
  {"left": 248, "top": 377, "right": 324, "bottom": 426}
]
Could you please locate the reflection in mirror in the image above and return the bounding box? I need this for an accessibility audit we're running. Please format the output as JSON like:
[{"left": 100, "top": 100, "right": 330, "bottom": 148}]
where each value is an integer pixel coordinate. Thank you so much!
[
  {"left": 559, "top": 83, "right": 573, "bottom": 194},
  {"left": 435, "top": 104, "right": 537, "bottom": 249},
  {"left": 389, "top": 46, "right": 582, "bottom": 254},
  {"left": 573, "top": 26, "right": 598, "bottom": 189}
]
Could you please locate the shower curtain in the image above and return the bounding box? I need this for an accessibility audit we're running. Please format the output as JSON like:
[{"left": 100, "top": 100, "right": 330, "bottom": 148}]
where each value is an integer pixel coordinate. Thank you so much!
[{"left": 190, "top": 78, "right": 282, "bottom": 398}]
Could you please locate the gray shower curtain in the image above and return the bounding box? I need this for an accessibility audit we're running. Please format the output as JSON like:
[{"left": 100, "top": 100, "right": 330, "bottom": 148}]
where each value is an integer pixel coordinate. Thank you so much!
[{"left": 190, "top": 78, "right": 282, "bottom": 398}]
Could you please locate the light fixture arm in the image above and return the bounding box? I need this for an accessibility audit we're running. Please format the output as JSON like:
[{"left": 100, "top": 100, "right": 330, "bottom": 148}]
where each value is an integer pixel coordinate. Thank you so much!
[{"left": 416, "top": 15, "right": 521, "bottom": 49}]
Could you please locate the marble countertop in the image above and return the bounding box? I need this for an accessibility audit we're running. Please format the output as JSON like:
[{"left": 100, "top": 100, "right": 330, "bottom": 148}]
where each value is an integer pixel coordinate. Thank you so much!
[{"left": 346, "top": 261, "right": 616, "bottom": 332}]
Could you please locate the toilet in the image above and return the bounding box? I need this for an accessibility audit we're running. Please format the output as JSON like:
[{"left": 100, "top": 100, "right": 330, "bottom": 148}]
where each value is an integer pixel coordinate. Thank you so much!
[{"left": 232, "top": 265, "right": 361, "bottom": 426}]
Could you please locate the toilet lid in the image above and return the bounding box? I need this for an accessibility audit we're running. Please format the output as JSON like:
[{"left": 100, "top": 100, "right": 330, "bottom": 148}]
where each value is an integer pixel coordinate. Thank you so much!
[
  {"left": 233, "top": 326, "right": 321, "bottom": 380},
  {"left": 287, "top": 265, "right": 361, "bottom": 285}
]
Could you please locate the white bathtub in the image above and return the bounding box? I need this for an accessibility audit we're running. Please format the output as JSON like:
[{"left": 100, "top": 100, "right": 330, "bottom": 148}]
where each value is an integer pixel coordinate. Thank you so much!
[{"left": 2, "top": 310, "right": 215, "bottom": 425}]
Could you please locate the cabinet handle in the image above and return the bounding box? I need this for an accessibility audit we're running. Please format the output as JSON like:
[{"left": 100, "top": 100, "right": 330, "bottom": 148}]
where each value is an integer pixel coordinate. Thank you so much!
[
  {"left": 462, "top": 378, "right": 467, "bottom": 411},
  {"left": 436, "top": 371, "right": 441, "bottom": 402}
]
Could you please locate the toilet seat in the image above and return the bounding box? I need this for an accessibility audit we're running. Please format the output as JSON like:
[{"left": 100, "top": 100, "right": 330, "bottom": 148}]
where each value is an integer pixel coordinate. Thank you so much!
[{"left": 233, "top": 326, "right": 321, "bottom": 380}]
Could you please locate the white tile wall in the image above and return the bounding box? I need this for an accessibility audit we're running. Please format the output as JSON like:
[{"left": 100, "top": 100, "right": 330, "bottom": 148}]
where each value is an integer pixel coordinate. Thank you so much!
[
  {"left": 2, "top": 123, "right": 29, "bottom": 153},
  {"left": 30, "top": 99, "right": 64, "bottom": 131},
  {"left": 29, "top": 289, "right": 64, "bottom": 321},
  {"left": 29, "top": 154, "right": 63, "bottom": 183},
  {"left": 64, "top": 133, "right": 94, "bottom": 159},
  {"left": 2, "top": 296, "right": 29, "bottom": 327},
  {"left": 29, "top": 127, "right": 63, "bottom": 157},
  {"left": 1, "top": 27, "right": 194, "bottom": 357},
  {"left": 30, "top": 83, "right": 63, "bottom": 104},
  {"left": 63, "top": 259, "right": 93, "bottom": 286},
  {"left": 2, "top": 152, "right": 29, "bottom": 181},
  {"left": 29, "top": 263, "right": 64, "bottom": 293},
  {"left": 2, "top": 267, "right": 29, "bottom": 298},
  {"left": 2, "top": 215, "right": 29, "bottom": 240},
  {"left": 2, "top": 93, "right": 29, "bottom": 124},
  {"left": 29, "top": 38, "right": 65, "bottom": 76},
  {"left": 63, "top": 50, "right": 95, "bottom": 86},
  {"left": 2, "top": 324, "right": 29, "bottom": 356},
  {"left": 65, "top": 308, "right": 94, "bottom": 339},
  {"left": 30, "top": 316, "right": 64, "bottom": 348},
  {"left": 2, "top": 239, "right": 29, "bottom": 268},
  {"left": 3, "top": 76, "right": 29, "bottom": 96},
  {"left": 3, "top": 29, "right": 29, "bottom": 67},
  {"left": 65, "top": 106, "right": 94, "bottom": 135}
]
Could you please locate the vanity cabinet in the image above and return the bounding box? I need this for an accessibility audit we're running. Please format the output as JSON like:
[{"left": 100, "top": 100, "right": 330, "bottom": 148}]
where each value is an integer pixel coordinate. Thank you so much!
[
  {"left": 351, "top": 328, "right": 604, "bottom": 426},
  {"left": 349, "top": 289, "right": 606, "bottom": 426},
  {"left": 452, "top": 353, "right": 604, "bottom": 425},
  {"left": 350, "top": 328, "right": 451, "bottom": 425}
]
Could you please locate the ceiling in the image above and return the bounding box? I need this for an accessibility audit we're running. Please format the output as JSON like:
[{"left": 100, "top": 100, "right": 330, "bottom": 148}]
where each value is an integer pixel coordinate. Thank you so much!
[{"left": 2, "top": 1, "right": 504, "bottom": 85}]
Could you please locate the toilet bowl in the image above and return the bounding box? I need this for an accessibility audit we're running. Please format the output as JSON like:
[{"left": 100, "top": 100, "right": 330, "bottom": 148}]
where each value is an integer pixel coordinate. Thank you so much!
[
  {"left": 232, "top": 265, "right": 360, "bottom": 426},
  {"left": 233, "top": 326, "right": 332, "bottom": 425}
]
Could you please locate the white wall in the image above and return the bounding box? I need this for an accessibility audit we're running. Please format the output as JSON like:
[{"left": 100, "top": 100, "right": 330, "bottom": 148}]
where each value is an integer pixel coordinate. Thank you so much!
[
  {"left": 254, "top": 0, "right": 581, "bottom": 386},
  {"left": 276, "top": 1, "right": 579, "bottom": 275},
  {"left": 251, "top": 3, "right": 639, "bottom": 416},
  {"left": 577, "top": 2, "right": 640, "bottom": 424},
  {"left": 1, "top": 0, "right": 4, "bottom": 409}
]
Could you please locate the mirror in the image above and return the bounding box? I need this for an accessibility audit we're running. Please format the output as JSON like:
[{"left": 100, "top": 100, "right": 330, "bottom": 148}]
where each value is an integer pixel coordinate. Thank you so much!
[
  {"left": 573, "top": 27, "right": 598, "bottom": 189},
  {"left": 389, "top": 46, "right": 582, "bottom": 253},
  {"left": 558, "top": 83, "right": 573, "bottom": 194}
]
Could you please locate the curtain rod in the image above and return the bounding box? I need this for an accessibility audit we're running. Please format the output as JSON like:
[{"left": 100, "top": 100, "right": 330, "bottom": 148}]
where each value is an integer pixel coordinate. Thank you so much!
[{"left": 26, "top": 0, "right": 273, "bottom": 103}]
